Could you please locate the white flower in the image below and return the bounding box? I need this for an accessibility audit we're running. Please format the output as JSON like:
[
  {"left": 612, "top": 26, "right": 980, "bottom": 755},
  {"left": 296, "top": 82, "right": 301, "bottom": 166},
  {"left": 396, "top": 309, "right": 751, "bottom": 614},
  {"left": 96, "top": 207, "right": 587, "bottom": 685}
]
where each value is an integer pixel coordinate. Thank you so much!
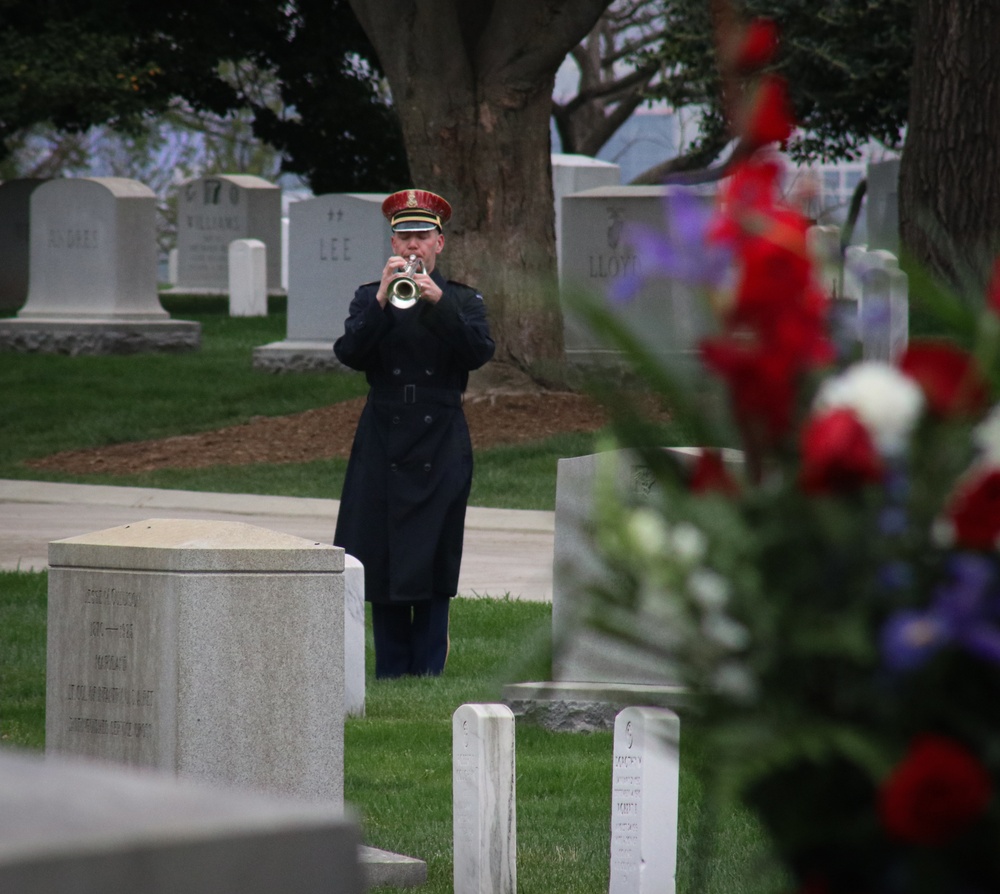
[
  {"left": 688, "top": 568, "right": 730, "bottom": 611},
  {"left": 814, "top": 361, "right": 924, "bottom": 456},
  {"left": 701, "top": 612, "right": 750, "bottom": 651},
  {"left": 973, "top": 403, "right": 1000, "bottom": 463},
  {"left": 625, "top": 507, "right": 670, "bottom": 557},
  {"left": 669, "top": 522, "right": 707, "bottom": 564},
  {"left": 711, "top": 661, "right": 757, "bottom": 702}
]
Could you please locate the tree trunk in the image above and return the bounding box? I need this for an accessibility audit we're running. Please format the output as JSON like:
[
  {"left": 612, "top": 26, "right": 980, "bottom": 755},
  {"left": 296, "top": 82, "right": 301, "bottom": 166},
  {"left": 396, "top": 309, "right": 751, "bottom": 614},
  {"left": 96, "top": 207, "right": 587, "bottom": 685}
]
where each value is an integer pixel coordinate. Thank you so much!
[
  {"left": 899, "top": 0, "right": 1000, "bottom": 285},
  {"left": 347, "top": 0, "right": 610, "bottom": 375}
]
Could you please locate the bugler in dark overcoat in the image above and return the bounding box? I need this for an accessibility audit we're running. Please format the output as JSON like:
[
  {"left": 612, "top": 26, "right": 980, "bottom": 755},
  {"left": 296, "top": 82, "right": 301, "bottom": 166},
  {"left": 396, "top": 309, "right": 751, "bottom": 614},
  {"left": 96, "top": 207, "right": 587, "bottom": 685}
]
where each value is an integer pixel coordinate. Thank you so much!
[{"left": 333, "top": 270, "right": 495, "bottom": 605}]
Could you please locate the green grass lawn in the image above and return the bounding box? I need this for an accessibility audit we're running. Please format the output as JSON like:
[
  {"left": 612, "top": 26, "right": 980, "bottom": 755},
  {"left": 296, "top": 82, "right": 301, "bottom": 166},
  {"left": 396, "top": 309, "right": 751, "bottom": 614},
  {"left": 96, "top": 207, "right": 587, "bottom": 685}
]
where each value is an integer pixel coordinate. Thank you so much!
[
  {"left": 0, "top": 295, "right": 635, "bottom": 510},
  {"left": 0, "top": 571, "right": 785, "bottom": 893},
  {"left": 0, "top": 298, "right": 781, "bottom": 890}
]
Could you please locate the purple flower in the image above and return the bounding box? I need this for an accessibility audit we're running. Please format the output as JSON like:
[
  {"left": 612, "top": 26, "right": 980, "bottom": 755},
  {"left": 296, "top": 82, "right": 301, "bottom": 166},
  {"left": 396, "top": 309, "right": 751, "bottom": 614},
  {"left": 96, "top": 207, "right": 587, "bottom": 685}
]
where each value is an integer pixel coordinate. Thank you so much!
[
  {"left": 881, "top": 553, "right": 1000, "bottom": 671},
  {"left": 610, "top": 189, "right": 732, "bottom": 305}
]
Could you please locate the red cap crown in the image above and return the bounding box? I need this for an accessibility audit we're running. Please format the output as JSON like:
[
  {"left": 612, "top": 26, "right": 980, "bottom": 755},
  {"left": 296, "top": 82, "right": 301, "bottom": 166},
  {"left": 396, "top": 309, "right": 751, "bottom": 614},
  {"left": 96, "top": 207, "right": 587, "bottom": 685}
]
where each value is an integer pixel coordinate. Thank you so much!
[{"left": 382, "top": 189, "right": 452, "bottom": 231}]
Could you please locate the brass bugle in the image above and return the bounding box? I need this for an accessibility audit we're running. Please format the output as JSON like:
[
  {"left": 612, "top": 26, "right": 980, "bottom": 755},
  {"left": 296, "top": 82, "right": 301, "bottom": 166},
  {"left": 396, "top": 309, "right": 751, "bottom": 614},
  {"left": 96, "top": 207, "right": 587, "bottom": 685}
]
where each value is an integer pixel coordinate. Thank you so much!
[{"left": 388, "top": 255, "right": 422, "bottom": 308}]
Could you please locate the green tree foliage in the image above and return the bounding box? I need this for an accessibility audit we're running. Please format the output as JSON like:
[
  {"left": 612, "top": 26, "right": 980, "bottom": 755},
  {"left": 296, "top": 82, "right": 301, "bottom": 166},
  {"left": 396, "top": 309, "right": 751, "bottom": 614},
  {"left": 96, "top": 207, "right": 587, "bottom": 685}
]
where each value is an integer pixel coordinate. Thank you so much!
[
  {"left": 0, "top": 0, "right": 407, "bottom": 192},
  {"left": 627, "top": 0, "right": 912, "bottom": 178}
]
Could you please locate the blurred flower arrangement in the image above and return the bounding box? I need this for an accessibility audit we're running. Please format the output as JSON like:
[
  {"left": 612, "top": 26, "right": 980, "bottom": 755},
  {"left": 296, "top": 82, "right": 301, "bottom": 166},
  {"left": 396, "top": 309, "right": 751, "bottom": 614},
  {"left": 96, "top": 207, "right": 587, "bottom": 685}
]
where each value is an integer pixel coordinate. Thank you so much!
[{"left": 572, "top": 9, "right": 1000, "bottom": 894}]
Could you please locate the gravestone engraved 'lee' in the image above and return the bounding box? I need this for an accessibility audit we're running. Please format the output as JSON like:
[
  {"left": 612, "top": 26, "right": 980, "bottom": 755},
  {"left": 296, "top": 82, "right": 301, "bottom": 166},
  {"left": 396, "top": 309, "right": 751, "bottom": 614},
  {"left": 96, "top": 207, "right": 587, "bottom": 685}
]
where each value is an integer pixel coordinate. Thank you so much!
[
  {"left": 609, "top": 707, "right": 681, "bottom": 894},
  {"left": 253, "top": 192, "right": 391, "bottom": 372},
  {"left": 453, "top": 703, "right": 517, "bottom": 894},
  {"left": 0, "top": 177, "right": 199, "bottom": 354},
  {"left": 46, "top": 518, "right": 346, "bottom": 805},
  {"left": 174, "top": 174, "right": 282, "bottom": 294}
]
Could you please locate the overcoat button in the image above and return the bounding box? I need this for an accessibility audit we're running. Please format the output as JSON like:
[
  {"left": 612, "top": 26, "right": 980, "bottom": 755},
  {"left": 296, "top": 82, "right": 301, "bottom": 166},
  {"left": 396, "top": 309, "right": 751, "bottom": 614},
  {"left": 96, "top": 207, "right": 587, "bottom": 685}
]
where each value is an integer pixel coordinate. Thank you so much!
[
  {"left": 392, "top": 368, "right": 401, "bottom": 376},
  {"left": 424, "top": 415, "right": 433, "bottom": 424},
  {"left": 390, "top": 463, "right": 398, "bottom": 471},
  {"left": 423, "top": 463, "right": 432, "bottom": 471},
  {"left": 393, "top": 416, "right": 400, "bottom": 424}
]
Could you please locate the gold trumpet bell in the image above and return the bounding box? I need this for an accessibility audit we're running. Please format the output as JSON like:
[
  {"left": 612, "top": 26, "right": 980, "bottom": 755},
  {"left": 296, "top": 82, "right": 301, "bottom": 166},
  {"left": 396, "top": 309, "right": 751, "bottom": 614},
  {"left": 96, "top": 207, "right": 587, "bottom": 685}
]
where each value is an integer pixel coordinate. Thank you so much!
[{"left": 389, "top": 255, "right": 423, "bottom": 308}]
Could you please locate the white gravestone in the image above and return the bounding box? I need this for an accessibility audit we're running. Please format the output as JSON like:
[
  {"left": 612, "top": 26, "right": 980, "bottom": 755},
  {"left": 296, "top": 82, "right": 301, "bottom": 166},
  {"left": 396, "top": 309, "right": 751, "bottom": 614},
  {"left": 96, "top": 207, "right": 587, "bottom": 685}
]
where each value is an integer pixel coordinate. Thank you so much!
[
  {"left": 609, "top": 707, "right": 681, "bottom": 894},
  {"left": 253, "top": 192, "right": 391, "bottom": 372},
  {"left": 229, "top": 238, "right": 268, "bottom": 317},
  {"left": 344, "top": 554, "right": 365, "bottom": 717},
  {"left": 560, "top": 185, "right": 714, "bottom": 376},
  {"left": 45, "top": 518, "right": 346, "bottom": 806},
  {"left": 453, "top": 704, "right": 517, "bottom": 894},
  {"left": 174, "top": 174, "right": 282, "bottom": 295},
  {"left": 552, "top": 154, "right": 621, "bottom": 277},
  {"left": 0, "top": 178, "right": 46, "bottom": 312},
  {"left": 0, "top": 748, "right": 363, "bottom": 894},
  {"left": 0, "top": 177, "right": 199, "bottom": 354},
  {"left": 866, "top": 158, "right": 900, "bottom": 255},
  {"left": 841, "top": 246, "right": 908, "bottom": 363}
]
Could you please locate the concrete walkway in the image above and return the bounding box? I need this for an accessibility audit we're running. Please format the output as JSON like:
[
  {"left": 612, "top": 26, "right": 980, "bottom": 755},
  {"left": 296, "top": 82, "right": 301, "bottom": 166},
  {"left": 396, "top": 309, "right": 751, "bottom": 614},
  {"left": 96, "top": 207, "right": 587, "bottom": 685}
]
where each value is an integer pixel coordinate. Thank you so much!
[{"left": 0, "top": 479, "right": 554, "bottom": 602}]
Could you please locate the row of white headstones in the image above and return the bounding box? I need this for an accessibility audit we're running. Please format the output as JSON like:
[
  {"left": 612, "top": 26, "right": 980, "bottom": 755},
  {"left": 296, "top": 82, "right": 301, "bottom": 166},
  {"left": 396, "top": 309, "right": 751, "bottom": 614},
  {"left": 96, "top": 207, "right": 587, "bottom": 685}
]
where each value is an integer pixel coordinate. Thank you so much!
[{"left": 456, "top": 702, "right": 679, "bottom": 894}]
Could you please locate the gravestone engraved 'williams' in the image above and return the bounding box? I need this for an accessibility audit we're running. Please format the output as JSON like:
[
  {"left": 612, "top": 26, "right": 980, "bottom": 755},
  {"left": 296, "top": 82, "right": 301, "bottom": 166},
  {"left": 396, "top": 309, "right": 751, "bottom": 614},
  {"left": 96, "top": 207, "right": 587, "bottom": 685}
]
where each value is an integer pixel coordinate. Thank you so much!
[{"left": 174, "top": 174, "right": 282, "bottom": 294}]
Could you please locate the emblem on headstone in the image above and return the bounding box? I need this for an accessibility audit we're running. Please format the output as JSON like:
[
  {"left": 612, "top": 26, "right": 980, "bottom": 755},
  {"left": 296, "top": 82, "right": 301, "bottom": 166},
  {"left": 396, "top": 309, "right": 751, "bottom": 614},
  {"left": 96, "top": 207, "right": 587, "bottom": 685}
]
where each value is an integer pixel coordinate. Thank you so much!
[
  {"left": 632, "top": 465, "right": 655, "bottom": 497},
  {"left": 607, "top": 206, "right": 624, "bottom": 250}
]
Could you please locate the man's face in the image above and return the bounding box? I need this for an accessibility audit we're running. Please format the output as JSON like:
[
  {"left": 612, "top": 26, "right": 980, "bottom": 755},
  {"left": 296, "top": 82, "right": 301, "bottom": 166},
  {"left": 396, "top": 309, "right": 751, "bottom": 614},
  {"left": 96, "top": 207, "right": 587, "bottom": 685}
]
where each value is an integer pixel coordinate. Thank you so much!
[{"left": 391, "top": 228, "right": 444, "bottom": 273}]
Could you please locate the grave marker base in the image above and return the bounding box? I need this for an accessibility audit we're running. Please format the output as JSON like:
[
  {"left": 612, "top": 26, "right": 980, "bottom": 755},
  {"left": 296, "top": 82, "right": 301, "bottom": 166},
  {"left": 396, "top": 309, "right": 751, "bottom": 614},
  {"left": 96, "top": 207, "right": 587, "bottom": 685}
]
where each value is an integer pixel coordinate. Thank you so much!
[{"left": 0, "top": 319, "right": 201, "bottom": 354}]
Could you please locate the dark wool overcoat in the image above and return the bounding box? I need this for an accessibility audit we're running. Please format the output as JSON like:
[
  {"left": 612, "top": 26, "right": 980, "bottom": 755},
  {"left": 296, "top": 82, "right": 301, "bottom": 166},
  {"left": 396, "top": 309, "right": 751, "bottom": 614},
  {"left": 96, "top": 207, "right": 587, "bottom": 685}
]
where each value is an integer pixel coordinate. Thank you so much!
[{"left": 332, "top": 270, "right": 495, "bottom": 604}]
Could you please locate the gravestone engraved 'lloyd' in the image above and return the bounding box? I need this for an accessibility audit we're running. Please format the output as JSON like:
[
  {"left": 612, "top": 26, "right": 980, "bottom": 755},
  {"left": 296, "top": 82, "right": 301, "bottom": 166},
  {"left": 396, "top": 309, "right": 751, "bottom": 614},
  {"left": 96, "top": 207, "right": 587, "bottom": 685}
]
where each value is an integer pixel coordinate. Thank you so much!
[
  {"left": 609, "top": 707, "right": 680, "bottom": 894},
  {"left": 453, "top": 704, "right": 516, "bottom": 894},
  {"left": 0, "top": 178, "right": 46, "bottom": 312},
  {"left": 174, "top": 174, "right": 282, "bottom": 295},
  {"left": 253, "top": 192, "right": 391, "bottom": 372},
  {"left": 0, "top": 177, "right": 199, "bottom": 354},
  {"left": 559, "top": 184, "right": 715, "bottom": 376},
  {"left": 552, "top": 154, "right": 620, "bottom": 277},
  {"left": 45, "top": 518, "right": 346, "bottom": 806}
]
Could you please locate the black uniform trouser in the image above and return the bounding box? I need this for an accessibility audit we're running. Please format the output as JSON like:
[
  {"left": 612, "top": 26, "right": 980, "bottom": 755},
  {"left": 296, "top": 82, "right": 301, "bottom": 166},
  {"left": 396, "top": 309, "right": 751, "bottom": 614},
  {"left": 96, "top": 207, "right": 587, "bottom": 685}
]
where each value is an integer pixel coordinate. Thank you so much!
[{"left": 371, "top": 598, "right": 451, "bottom": 679}]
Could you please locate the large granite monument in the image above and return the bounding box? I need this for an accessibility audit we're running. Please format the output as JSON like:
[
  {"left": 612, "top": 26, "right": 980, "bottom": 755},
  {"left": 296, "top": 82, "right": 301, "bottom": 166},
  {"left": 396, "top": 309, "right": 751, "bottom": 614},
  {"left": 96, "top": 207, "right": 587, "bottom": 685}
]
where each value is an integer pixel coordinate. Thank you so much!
[
  {"left": 0, "top": 177, "right": 199, "bottom": 354},
  {"left": 45, "top": 518, "right": 346, "bottom": 805}
]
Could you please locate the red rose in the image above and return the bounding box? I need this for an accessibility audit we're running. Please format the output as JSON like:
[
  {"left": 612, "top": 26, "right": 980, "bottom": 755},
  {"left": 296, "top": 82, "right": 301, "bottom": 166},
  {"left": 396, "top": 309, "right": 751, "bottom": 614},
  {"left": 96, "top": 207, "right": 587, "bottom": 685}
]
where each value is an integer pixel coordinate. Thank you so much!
[
  {"left": 946, "top": 467, "right": 1000, "bottom": 550},
  {"left": 987, "top": 256, "right": 1000, "bottom": 316},
  {"left": 701, "top": 337, "right": 799, "bottom": 442},
  {"left": 879, "top": 734, "right": 992, "bottom": 846},
  {"left": 733, "top": 18, "right": 780, "bottom": 72},
  {"left": 899, "top": 341, "right": 989, "bottom": 417},
  {"left": 799, "top": 407, "right": 883, "bottom": 494},
  {"left": 690, "top": 448, "right": 740, "bottom": 495},
  {"left": 744, "top": 75, "right": 795, "bottom": 147}
]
